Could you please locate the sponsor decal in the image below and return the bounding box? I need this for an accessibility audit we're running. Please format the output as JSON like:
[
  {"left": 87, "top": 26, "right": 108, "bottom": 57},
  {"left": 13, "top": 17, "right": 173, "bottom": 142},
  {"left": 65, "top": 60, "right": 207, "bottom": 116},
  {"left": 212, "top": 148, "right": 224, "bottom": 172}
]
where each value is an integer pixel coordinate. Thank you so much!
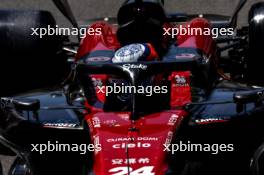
[
  {"left": 87, "top": 56, "right": 111, "bottom": 62},
  {"left": 117, "top": 113, "right": 130, "bottom": 120},
  {"left": 104, "top": 120, "right": 120, "bottom": 127},
  {"left": 112, "top": 142, "right": 151, "bottom": 149},
  {"left": 43, "top": 123, "right": 77, "bottom": 128},
  {"left": 109, "top": 166, "right": 154, "bottom": 175},
  {"left": 168, "top": 114, "right": 179, "bottom": 126},
  {"left": 176, "top": 53, "right": 196, "bottom": 59},
  {"left": 164, "top": 131, "right": 173, "bottom": 147},
  {"left": 195, "top": 118, "right": 227, "bottom": 124},
  {"left": 93, "top": 136, "right": 101, "bottom": 154},
  {"left": 122, "top": 64, "right": 147, "bottom": 70},
  {"left": 107, "top": 137, "right": 158, "bottom": 143},
  {"left": 175, "top": 75, "right": 188, "bottom": 87},
  {"left": 92, "top": 117, "right": 101, "bottom": 128},
  {"left": 112, "top": 158, "right": 150, "bottom": 165}
]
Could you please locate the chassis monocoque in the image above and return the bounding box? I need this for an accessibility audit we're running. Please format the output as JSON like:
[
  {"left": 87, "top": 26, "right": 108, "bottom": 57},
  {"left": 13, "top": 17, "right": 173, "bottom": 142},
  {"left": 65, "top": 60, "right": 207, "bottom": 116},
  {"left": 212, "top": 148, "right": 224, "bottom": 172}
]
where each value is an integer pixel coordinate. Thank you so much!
[{"left": 1, "top": 0, "right": 264, "bottom": 175}]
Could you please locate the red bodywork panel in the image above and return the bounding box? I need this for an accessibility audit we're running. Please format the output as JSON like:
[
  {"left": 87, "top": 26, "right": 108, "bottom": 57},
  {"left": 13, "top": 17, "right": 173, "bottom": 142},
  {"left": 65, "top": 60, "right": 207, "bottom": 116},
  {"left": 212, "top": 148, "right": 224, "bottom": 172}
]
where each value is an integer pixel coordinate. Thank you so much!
[
  {"left": 169, "top": 71, "right": 192, "bottom": 107},
  {"left": 177, "top": 18, "right": 216, "bottom": 56},
  {"left": 76, "top": 18, "right": 215, "bottom": 59},
  {"left": 76, "top": 22, "right": 120, "bottom": 59},
  {"left": 77, "top": 18, "right": 216, "bottom": 174},
  {"left": 85, "top": 110, "right": 187, "bottom": 175}
]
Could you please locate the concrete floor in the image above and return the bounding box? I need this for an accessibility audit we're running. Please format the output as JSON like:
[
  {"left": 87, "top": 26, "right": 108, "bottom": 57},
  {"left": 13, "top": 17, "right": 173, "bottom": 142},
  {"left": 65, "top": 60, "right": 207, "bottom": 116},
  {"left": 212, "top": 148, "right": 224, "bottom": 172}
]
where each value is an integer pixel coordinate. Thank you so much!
[
  {"left": 0, "top": 155, "right": 14, "bottom": 175},
  {"left": 0, "top": 0, "right": 262, "bottom": 27}
]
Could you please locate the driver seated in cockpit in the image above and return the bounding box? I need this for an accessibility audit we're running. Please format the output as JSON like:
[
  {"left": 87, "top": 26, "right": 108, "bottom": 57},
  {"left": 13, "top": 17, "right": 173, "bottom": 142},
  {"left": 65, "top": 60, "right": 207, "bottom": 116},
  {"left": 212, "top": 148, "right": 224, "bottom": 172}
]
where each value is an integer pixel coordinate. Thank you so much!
[{"left": 76, "top": 0, "right": 214, "bottom": 111}]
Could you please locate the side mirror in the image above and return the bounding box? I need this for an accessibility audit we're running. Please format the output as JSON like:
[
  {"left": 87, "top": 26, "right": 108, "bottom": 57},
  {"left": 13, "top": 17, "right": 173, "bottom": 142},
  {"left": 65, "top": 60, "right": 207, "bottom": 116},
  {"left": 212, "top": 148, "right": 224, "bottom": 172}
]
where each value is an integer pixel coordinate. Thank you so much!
[
  {"left": 13, "top": 98, "right": 40, "bottom": 111},
  {"left": 233, "top": 89, "right": 264, "bottom": 113},
  {"left": 233, "top": 90, "right": 262, "bottom": 104}
]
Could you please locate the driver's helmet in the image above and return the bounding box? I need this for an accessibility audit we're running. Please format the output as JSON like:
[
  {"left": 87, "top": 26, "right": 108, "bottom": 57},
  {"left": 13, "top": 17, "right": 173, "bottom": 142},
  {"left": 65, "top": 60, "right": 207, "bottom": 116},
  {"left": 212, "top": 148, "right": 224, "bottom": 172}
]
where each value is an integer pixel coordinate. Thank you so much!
[{"left": 117, "top": 0, "right": 166, "bottom": 55}]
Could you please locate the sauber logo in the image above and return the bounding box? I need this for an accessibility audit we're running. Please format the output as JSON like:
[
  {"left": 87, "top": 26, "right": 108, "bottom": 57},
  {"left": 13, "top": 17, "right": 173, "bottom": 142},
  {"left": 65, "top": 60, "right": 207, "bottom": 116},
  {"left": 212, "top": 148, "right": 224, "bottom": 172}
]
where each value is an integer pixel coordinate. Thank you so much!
[
  {"left": 109, "top": 166, "right": 155, "bottom": 175},
  {"left": 92, "top": 117, "right": 101, "bottom": 128},
  {"left": 175, "top": 75, "right": 188, "bottom": 86},
  {"left": 112, "top": 142, "right": 151, "bottom": 149},
  {"left": 168, "top": 114, "right": 179, "bottom": 126}
]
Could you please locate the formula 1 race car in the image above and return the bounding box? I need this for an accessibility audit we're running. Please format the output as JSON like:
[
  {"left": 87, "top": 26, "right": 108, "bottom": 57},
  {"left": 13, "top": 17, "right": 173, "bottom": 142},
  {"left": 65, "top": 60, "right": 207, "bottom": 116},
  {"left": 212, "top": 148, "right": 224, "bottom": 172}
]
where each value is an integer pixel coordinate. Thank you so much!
[{"left": 1, "top": 0, "right": 264, "bottom": 175}]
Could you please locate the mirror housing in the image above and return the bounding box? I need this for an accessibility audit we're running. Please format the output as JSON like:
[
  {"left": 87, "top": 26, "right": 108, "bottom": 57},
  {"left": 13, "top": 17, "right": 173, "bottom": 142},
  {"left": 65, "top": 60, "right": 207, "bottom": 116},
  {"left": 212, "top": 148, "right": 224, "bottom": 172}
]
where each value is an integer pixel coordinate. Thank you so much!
[
  {"left": 233, "top": 90, "right": 262, "bottom": 104},
  {"left": 233, "top": 89, "right": 264, "bottom": 113}
]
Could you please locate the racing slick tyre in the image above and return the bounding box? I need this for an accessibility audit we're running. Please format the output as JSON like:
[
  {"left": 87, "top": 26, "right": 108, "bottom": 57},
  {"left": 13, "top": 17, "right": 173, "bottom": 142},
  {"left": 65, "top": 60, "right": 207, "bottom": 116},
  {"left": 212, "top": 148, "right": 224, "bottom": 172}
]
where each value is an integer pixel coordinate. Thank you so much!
[
  {"left": 247, "top": 2, "right": 264, "bottom": 85},
  {"left": 0, "top": 10, "right": 69, "bottom": 96}
]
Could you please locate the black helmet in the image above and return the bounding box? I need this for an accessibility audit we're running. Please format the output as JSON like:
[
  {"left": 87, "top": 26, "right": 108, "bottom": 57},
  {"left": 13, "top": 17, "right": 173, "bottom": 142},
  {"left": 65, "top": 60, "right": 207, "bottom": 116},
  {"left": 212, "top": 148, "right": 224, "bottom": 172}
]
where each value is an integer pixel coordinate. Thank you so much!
[{"left": 117, "top": 0, "right": 166, "bottom": 55}]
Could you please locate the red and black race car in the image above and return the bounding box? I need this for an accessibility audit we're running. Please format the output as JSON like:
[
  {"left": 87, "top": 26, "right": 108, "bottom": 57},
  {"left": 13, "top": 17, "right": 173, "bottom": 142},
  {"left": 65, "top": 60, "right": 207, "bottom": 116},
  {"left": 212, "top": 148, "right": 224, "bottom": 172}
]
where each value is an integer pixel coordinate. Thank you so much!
[{"left": 1, "top": 0, "right": 264, "bottom": 175}]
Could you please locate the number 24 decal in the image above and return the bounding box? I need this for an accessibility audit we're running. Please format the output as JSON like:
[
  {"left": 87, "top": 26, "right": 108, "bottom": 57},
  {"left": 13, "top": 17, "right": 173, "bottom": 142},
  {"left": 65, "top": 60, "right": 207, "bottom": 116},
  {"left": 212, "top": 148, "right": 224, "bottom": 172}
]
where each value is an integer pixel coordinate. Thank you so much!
[{"left": 109, "top": 166, "right": 155, "bottom": 175}]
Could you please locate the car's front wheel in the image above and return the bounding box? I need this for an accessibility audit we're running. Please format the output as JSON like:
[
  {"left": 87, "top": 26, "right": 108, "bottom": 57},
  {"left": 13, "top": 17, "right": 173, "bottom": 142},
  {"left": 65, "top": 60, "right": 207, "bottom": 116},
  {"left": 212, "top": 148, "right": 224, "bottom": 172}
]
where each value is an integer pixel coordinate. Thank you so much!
[{"left": 247, "top": 2, "right": 264, "bottom": 85}]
